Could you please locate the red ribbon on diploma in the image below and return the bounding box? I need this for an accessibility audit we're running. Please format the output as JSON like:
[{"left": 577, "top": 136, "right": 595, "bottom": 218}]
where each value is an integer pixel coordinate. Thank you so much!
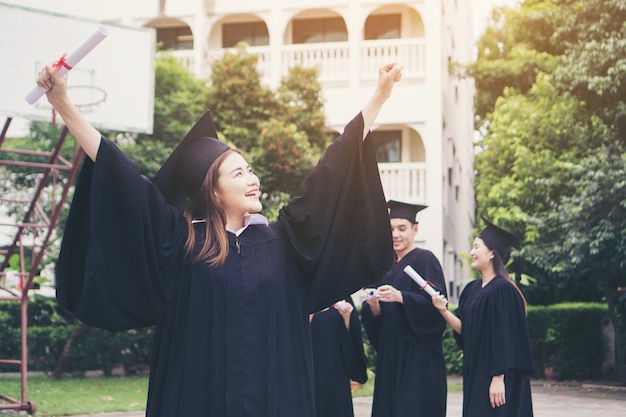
[{"left": 53, "top": 53, "right": 73, "bottom": 72}]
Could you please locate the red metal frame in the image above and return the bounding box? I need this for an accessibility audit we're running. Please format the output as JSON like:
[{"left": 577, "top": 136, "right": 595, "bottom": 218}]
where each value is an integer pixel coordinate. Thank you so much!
[{"left": 0, "top": 116, "right": 84, "bottom": 413}]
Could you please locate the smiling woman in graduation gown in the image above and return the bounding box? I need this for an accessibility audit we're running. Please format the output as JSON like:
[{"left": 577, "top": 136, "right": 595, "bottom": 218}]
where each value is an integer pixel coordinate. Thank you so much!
[
  {"left": 46, "top": 63, "right": 403, "bottom": 416},
  {"left": 433, "top": 216, "right": 535, "bottom": 417}
]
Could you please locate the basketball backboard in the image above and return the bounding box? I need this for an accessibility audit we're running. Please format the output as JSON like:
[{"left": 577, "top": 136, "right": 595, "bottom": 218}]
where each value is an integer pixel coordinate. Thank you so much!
[{"left": 0, "top": 2, "right": 155, "bottom": 133}]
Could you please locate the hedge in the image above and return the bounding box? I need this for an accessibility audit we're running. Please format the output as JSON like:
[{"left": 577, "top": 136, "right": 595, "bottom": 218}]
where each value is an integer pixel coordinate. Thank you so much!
[
  {"left": 0, "top": 298, "right": 611, "bottom": 380},
  {"left": 362, "top": 303, "right": 609, "bottom": 381},
  {"left": 0, "top": 296, "right": 152, "bottom": 376},
  {"left": 439, "top": 303, "right": 609, "bottom": 380}
]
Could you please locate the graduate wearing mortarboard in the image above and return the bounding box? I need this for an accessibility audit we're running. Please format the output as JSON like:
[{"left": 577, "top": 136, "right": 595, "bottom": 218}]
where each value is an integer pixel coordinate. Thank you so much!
[
  {"left": 38, "top": 63, "right": 403, "bottom": 416},
  {"left": 433, "top": 216, "right": 535, "bottom": 417},
  {"left": 361, "top": 200, "right": 448, "bottom": 417}
]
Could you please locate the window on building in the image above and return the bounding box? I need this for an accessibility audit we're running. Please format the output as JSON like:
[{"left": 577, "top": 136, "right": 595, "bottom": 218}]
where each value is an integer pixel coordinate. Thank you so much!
[
  {"left": 223, "top": 22, "right": 269, "bottom": 48},
  {"left": 292, "top": 17, "right": 347, "bottom": 44},
  {"left": 365, "top": 14, "right": 401, "bottom": 40},
  {"left": 371, "top": 130, "right": 401, "bottom": 163},
  {"left": 157, "top": 27, "right": 193, "bottom": 50}
]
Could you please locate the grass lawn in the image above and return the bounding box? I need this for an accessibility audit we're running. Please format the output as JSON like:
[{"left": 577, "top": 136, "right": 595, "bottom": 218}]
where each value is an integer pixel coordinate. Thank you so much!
[
  {"left": 0, "top": 373, "right": 462, "bottom": 416},
  {"left": 0, "top": 375, "right": 148, "bottom": 416}
]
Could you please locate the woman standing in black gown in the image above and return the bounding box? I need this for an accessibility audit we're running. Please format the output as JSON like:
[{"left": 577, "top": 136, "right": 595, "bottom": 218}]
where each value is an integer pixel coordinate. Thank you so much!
[{"left": 432, "top": 217, "right": 535, "bottom": 417}]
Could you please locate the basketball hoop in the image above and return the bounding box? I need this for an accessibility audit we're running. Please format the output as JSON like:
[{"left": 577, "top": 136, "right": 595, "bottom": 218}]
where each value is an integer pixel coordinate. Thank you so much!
[
  {"left": 67, "top": 84, "right": 107, "bottom": 112},
  {"left": 50, "top": 85, "right": 107, "bottom": 125}
]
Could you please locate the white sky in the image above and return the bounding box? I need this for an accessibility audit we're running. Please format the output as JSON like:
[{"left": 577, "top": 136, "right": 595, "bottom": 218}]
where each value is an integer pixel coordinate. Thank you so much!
[{"left": 473, "top": 0, "right": 521, "bottom": 38}]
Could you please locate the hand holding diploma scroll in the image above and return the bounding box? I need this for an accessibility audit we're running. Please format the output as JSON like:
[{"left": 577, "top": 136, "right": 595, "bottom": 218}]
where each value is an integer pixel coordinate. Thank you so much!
[
  {"left": 403, "top": 265, "right": 438, "bottom": 297},
  {"left": 25, "top": 26, "right": 108, "bottom": 104}
]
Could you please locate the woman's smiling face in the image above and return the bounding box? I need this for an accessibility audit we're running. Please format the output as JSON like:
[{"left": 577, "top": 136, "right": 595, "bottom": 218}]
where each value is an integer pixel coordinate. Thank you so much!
[
  {"left": 214, "top": 152, "right": 262, "bottom": 217},
  {"left": 470, "top": 237, "right": 494, "bottom": 272}
]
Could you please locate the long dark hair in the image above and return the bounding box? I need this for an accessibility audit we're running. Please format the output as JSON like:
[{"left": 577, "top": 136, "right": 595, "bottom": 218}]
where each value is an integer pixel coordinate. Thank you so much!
[
  {"left": 183, "top": 149, "right": 237, "bottom": 267},
  {"left": 483, "top": 238, "right": 528, "bottom": 313}
]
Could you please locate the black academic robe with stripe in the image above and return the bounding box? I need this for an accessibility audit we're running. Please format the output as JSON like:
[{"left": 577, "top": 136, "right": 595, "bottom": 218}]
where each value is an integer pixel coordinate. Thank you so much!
[{"left": 55, "top": 112, "right": 393, "bottom": 417}]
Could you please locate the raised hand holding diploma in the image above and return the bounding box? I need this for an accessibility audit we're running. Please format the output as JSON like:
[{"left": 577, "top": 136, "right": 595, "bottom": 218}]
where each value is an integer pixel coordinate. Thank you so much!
[
  {"left": 25, "top": 26, "right": 108, "bottom": 104},
  {"left": 403, "top": 265, "right": 438, "bottom": 297}
]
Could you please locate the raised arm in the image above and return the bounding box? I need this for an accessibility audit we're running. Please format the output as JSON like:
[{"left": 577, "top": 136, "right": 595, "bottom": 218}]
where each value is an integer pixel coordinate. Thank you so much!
[
  {"left": 36, "top": 64, "right": 101, "bottom": 161},
  {"left": 361, "top": 63, "right": 403, "bottom": 139}
]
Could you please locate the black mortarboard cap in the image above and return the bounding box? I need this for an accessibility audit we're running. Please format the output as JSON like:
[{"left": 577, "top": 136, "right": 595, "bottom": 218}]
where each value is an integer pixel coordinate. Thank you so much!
[
  {"left": 153, "top": 110, "right": 231, "bottom": 205},
  {"left": 387, "top": 200, "right": 428, "bottom": 224},
  {"left": 478, "top": 215, "right": 521, "bottom": 261}
]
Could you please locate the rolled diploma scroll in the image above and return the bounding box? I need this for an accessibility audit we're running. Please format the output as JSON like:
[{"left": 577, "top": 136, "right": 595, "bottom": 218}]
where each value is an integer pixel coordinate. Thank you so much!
[
  {"left": 403, "top": 265, "right": 438, "bottom": 297},
  {"left": 25, "top": 26, "right": 108, "bottom": 104}
]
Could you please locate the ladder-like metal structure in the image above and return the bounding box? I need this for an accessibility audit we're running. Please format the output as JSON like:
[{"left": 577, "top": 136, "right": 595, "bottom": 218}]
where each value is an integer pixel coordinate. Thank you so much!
[{"left": 0, "top": 116, "right": 84, "bottom": 413}]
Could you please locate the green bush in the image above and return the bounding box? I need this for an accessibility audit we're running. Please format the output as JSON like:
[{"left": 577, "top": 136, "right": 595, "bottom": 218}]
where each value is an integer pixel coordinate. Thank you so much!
[
  {"left": 367, "top": 303, "right": 609, "bottom": 380},
  {"left": 439, "top": 303, "right": 607, "bottom": 380},
  {"left": 0, "top": 297, "right": 610, "bottom": 380},
  {"left": 0, "top": 297, "right": 153, "bottom": 376},
  {"left": 528, "top": 303, "right": 607, "bottom": 380}
]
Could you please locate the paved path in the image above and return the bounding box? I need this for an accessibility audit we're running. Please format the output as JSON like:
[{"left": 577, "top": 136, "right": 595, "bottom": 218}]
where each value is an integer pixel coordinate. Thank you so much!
[{"left": 71, "top": 380, "right": 626, "bottom": 417}]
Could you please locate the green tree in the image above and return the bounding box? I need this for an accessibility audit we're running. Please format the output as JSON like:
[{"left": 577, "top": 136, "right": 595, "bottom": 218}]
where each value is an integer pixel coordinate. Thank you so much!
[
  {"left": 552, "top": 0, "right": 626, "bottom": 115},
  {"left": 208, "top": 44, "right": 278, "bottom": 153},
  {"left": 469, "top": 2, "right": 561, "bottom": 120},
  {"left": 474, "top": 76, "right": 609, "bottom": 302},
  {"left": 123, "top": 51, "right": 212, "bottom": 177},
  {"left": 472, "top": 0, "right": 626, "bottom": 378},
  {"left": 276, "top": 66, "right": 328, "bottom": 150}
]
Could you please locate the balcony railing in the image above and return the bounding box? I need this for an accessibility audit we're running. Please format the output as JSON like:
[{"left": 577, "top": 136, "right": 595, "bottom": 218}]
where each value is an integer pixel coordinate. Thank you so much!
[
  {"left": 378, "top": 162, "right": 427, "bottom": 203},
  {"left": 360, "top": 39, "right": 426, "bottom": 79},
  {"left": 281, "top": 42, "right": 350, "bottom": 83},
  {"left": 172, "top": 38, "right": 426, "bottom": 85}
]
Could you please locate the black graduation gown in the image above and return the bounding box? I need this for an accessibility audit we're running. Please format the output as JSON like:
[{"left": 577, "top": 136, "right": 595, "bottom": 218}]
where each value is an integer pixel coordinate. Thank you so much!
[
  {"left": 310, "top": 298, "right": 367, "bottom": 417},
  {"left": 454, "top": 276, "right": 535, "bottom": 417},
  {"left": 361, "top": 248, "right": 448, "bottom": 417},
  {"left": 55, "top": 112, "right": 394, "bottom": 417}
]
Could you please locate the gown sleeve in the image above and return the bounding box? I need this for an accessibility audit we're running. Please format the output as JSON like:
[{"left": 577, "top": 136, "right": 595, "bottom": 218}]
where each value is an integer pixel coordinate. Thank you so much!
[
  {"left": 340, "top": 301, "right": 368, "bottom": 384},
  {"left": 453, "top": 283, "right": 468, "bottom": 349},
  {"left": 55, "top": 138, "right": 186, "bottom": 331},
  {"left": 278, "top": 112, "right": 394, "bottom": 312},
  {"left": 399, "top": 253, "right": 448, "bottom": 353},
  {"left": 484, "top": 282, "right": 536, "bottom": 377},
  {"left": 360, "top": 301, "right": 382, "bottom": 352}
]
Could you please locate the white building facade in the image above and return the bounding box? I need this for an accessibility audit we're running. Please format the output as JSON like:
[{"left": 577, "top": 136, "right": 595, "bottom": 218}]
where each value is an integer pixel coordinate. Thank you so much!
[{"left": 108, "top": 0, "right": 476, "bottom": 301}]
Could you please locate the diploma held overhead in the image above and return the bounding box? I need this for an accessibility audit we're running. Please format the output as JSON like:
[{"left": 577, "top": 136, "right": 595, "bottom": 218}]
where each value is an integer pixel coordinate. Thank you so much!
[
  {"left": 403, "top": 265, "right": 438, "bottom": 297},
  {"left": 25, "top": 26, "right": 108, "bottom": 105}
]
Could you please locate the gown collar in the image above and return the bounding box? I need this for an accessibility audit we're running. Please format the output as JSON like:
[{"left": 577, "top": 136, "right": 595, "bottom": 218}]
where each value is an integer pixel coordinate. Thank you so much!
[
  {"left": 191, "top": 213, "right": 269, "bottom": 237},
  {"left": 229, "top": 213, "right": 269, "bottom": 236}
]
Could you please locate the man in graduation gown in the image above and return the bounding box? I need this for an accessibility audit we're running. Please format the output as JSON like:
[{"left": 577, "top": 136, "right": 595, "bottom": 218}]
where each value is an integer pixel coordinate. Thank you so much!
[
  {"left": 361, "top": 200, "right": 448, "bottom": 417},
  {"left": 51, "top": 59, "right": 404, "bottom": 417},
  {"left": 310, "top": 297, "right": 368, "bottom": 417}
]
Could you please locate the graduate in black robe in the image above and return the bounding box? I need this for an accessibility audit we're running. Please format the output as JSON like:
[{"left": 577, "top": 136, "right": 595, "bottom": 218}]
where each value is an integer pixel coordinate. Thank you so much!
[
  {"left": 361, "top": 201, "right": 448, "bottom": 417},
  {"left": 310, "top": 297, "right": 368, "bottom": 417},
  {"left": 36, "top": 62, "right": 403, "bottom": 417},
  {"left": 433, "top": 216, "right": 535, "bottom": 417}
]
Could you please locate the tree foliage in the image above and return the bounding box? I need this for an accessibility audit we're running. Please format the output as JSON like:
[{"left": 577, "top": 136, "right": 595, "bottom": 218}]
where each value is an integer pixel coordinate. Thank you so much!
[
  {"left": 472, "top": 0, "right": 626, "bottom": 378},
  {"left": 208, "top": 45, "right": 278, "bottom": 153},
  {"left": 124, "top": 51, "right": 213, "bottom": 176}
]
